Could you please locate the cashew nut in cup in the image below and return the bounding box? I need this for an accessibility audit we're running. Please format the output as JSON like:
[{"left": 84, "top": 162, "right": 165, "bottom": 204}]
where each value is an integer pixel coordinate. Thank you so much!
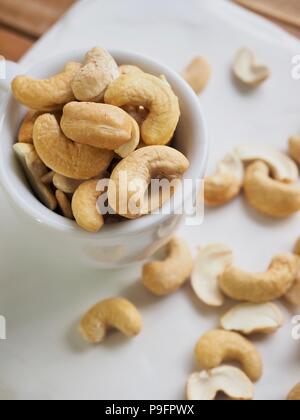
[
  {"left": 33, "top": 114, "right": 114, "bottom": 180},
  {"left": 18, "top": 111, "right": 42, "bottom": 144},
  {"left": 186, "top": 366, "right": 253, "bottom": 401},
  {"left": 12, "top": 62, "right": 82, "bottom": 111},
  {"left": 53, "top": 173, "right": 85, "bottom": 194},
  {"left": 204, "top": 153, "right": 244, "bottom": 207},
  {"left": 243, "top": 161, "right": 300, "bottom": 218},
  {"left": 105, "top": 72, "right": 180, "bottom": 145},
  {"left": 115, "top": 117, "right": 140, "bottom": 158},
  {"left": 195, "top": 330, "right": 263, "bottom": 382},
  {"left": 108, "top": 146, "right": 189, "bottom": 219},
  {"left": 72, "top": 180, "right": 105, "bottom": 233},
  {"left": 233, "top": 48, "right": 270, "bottom": 87},
  {"left": 142, "top": 237, "right": 194, "bottom": 296},
  {"left": 60, "top": 102, "right": 133, "bottom": 150},
  {"left": 219, "top": 253, "right": 298, "bottom": 303},
  {"left": 72, "top": 47, "right": 120, "bottom": 102},
  {"left": 56, "top": 190, "right": 74, "bottom": 220},
  {"left": 79, "top": 297, "right": 142, "bottom": 344}
]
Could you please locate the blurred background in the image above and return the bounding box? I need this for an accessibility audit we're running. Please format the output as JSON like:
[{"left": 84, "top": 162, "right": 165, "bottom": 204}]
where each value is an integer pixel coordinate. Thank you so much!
[{"left": 0, "top": 0, "right": 300, "bottom": 61}]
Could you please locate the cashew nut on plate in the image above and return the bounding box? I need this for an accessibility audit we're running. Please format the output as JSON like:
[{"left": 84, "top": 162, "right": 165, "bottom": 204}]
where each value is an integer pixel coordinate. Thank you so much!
[
  {"left": 72, "top": 180, "right": 105, "bottom": 233},
  {"left": 182, "top": 57, "right": 211, "bottom": 95},
  {"left": 284, "top": 239, "right": 300, "bottom": 307},
  {"left": 79, "top": 297, "right": 142, "bottom": 344},
  {"left": 108, "top": 146, "right": 189, "bottom": 219},
  {"left": 233, "top": 48, "right": 270, "bottom": 87},
  {"left": 221, "top": 303, "right": 283, "bottom": 335},
  {"left": 204, "top": 152, "right": 244, "bottom": 207},
  {"left": 105, "top": 72, "right": 180, "bottom": 145},
  {"left": 33, "top": 114, "right": 114, "bottom": 180},
  {"left": 219, "top": 253, "right": 298, "bottom": 303},
  {"left": 287, "top": 383, "right": 300, "bottom": 400},
  {"left": 72, "top": 47, "right": 120, "bottom": 102},
  {"left": 243, "top": 161, "right": 300, "bottom": 218},
  {"left": 142, "top": 237, "right": 194, "bottom": 296},
  {"left": 12, "top": 62, "right": 82, "bottom": 111},
  {"left": 18, "top": 111, "right": 42, "bottom": 144},
  {"left": 13, "top": 143, "right": 57, "bottom": 210},
  {"left": 186, "top": 366, "right": 253, "bottom": 401},
  {"left": 195, "top": 330, "right": 263, "bottom": 382},
  {"left": 288, "top": 135, "right": 300, "bottom": 165},
  {"left": 60, "top": 102, "right": 133, "bottom": 150},
  {"left": 191, "top": 244, "right": 233, "bottom": 307}
]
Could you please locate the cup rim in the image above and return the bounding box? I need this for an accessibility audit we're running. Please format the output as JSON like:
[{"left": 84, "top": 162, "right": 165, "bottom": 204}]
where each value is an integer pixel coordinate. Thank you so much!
[{"left": 0, "top": 49, "right": 208, "bottom": 239}]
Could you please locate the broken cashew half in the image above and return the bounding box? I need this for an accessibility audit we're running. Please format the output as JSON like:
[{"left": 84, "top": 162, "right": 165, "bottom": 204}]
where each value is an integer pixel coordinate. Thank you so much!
[
  {"left": 72, "top": 47, "right": 119, "bottom": 102},
  {"left": 33, "top": 114, "right": 114, "bottom": 180},
  {"left": 142, "top": 237, "right": 194, "bottom": 296},
  {"left": 235, "top": 144, "right": 298, "bottom": 183},
  {"left": 72, "top": 180, "right": 104, "bottom": 233},
  {"left": 79, "top": 297, "right": 142, "bottom": 344},
  {"left": 221, "top": 303, "right": 283, "bottom": 335},
  {"left": 244, "top": 161, "right": 300, "bottom": 218},
  {"left": 233, "top": 48, "right": 270, "bottom": 87},
  {"left": 182, "top": 57, "right": 211, "bottom": 95},
  {"left": 12, "top": 62, "right": 82, "bottom": 111},
  {"left": 219, "top": 253, "right": 298, "bottom": 303},
  {"left": 195, "top": 330, "right": 263, "bottom": 382},
  {"left": 13, "top": 143, "right": 57, "bottom": 210},
  {"left": 191, "top": 244, "right": 233, "bottom": 307},
  {"left": 108, "top": 146, "right": 189, "bottom": 219},
  {"left": 287, "top": 383, "right": 300, "bottom": 400},
  {"left": 105, "top": 72, "right": 180, "bottom": 145},
  {"left": 205, "top": 152, "right": 244, "bottom": 207},
  {"left": 186, "top": 366, "right": 253, "bottom": 401}
]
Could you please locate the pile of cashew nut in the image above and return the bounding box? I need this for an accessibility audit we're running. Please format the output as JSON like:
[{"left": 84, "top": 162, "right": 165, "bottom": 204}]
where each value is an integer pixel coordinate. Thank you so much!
[{"left": 12, "top": 47, "right": 190, "bottom": 232}]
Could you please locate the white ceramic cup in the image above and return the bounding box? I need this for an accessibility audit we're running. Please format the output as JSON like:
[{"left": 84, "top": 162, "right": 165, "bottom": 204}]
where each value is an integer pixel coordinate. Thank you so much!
[{"left": 0, "top": 50, "right": 208, "bottom": 268}]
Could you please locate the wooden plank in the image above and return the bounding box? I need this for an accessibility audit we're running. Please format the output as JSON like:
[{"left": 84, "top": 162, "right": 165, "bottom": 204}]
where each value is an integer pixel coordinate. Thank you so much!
[
  {"left": 0, "top": 26, "right": 33, "bottom": 61},
  {"left": 0, "top": 0, "right": 75, "bottom": 37}
]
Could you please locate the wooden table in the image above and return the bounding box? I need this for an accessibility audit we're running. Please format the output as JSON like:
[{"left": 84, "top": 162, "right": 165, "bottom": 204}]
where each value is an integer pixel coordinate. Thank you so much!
[{"left": 0, "top": 0, "right": 299, "bottom": 62}]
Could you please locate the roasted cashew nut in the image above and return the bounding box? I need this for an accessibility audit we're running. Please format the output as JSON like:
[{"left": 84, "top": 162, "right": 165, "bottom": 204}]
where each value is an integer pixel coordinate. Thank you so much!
[
  {"left": 33, "top": 114, "right": 114, "bottom": 180},
  {"left": 13, "top": 143, "right": 57, "bottom": 210},
  {"left": 244, "top": 161, "right": 300, "bottom": 218},
  {"left": 56, "top": 190, "right": 74, "bottom": 220},
  {"left": 205, "top": 152, "right": 244, "bottom": 207},
  {"left": 182, "top": 57, "right": 211, "bottom": 95},
  {"left": 72, "top": 180, "right": 104, "bottom": 233},
  {"left": 233, "top": 48, "right": 270, "bottom": 87},
  {"left": 186, "top": 366, "right": 253, "bottom": 401},
  {"left": 221, "top": 303, "right": 283, "bottom": 335},
  {"left": 287, "top": 383, "right": 300, "bottom": 400},
  {"left": 72, "top": 47, "right": 119, "bottom": 102},
  {"left": 108, "top": 146, "right": 189, "bottom": 219},
  {"left": 142, "top": 237, "right": 194, "bottom": 296},
  {"left": 79, "top": 297, "right": 142, "bottom": 344},
  {"left": 195, "top": 330, "right": 263, "bottom": 382},
  {"left": 61, "top": 102, "right": 133, "bottom": 150},
  {"left": 18, "top": 111, "right": 42, "bottom": 144},
  {"left": 12, "top": 62, "right": 82, "bottom": 111},
  {"left": 219, "top": 253, "right": 298, "bottom": 303},
  {"left": 105, "top": 72, "right": 180, "bottom": 145},
  {"left": 191, "top": 244, "right": 233, "bottom": 307},
  {"left": 53, "top": 173, "right": 85, "bottom": 194}
]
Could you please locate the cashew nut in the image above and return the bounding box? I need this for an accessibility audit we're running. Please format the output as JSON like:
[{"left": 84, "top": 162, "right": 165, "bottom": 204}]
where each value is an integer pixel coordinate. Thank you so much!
[
  {"left": 79, "top": 297, "right": 142, "bottom": 344},
  {"left": 72, "top": 180, "right": 104, "bottom": 233},
  {"left": 33, "top": 114, "right": 114, "bottom": 180},
  {"left": 53, "top": 173, "right": 84, "bottom": 194},
  {"left": 13, "top": 143, "right": 57, "bottom": 210},
  {"left": 182, "top": 57, "right": 211, "bottom": 95},
  {"left": 142, "top": 237, "right": 194, "bottom": 296},
  {"left": 119, "top": 64, "right": 143, "bottom": 76},
  {"left": 108, "top": 146, "right": 189, "bottom": 219},
  {"left": 219, "top": 253, "right": 298, "bottom": 303},
  {"left": 235, "top": 145, "right": 298, "bottom": 183},
  {"left": 289, "top": 135, "right": 300, "bottom": 165},
  {"left": 205, "top": 152, "right": 244, "bottom": 207},
  {"left": 105, "top": 72, "right": 180, "bottom": 145},
  {"left": 60, "top": 102, "right": 133, "bottom": 150},
  {"left": 195, "top": 330, "right": 263, "bottom": 382},
  {"left": 12, "top": 62, "right": 82, "bottom": 111},
  {"left": 186, "top": 366, "right": 253, "bottom": 401},
  {"left": 191, "top": 244, "right": 233, "bottom": 307},
  {"left": 287, "top": 383, "right": 300, "bottom": 400},
  {"left": 221, "top": 303, "right": 283, "bottom": 335},
  {"left": 18, "top": 111, "right": 42, "bottom": 144},
  {"left": 56, "top": 190, "right": 74, "bottom": 220},
  {"left": 284, "top": 239, "right": 300, "bottom": 306},
  {"left": 244, "top": 161, "right": 300, "bottom": 218},
  {"left": 233, "top": 48, "right": 270, "bottom": 87},
  {"left": 72, "top": 47, "right": 119, "bottom": 102},
  {"left": 115, "top": 117, "right": 140, "bottom": 158}
]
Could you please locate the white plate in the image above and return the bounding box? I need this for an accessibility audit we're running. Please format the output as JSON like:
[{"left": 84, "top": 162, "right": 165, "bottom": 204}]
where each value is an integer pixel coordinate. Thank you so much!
[{"left": 1, "top": 0, "right": 300, "bottom": 400}]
